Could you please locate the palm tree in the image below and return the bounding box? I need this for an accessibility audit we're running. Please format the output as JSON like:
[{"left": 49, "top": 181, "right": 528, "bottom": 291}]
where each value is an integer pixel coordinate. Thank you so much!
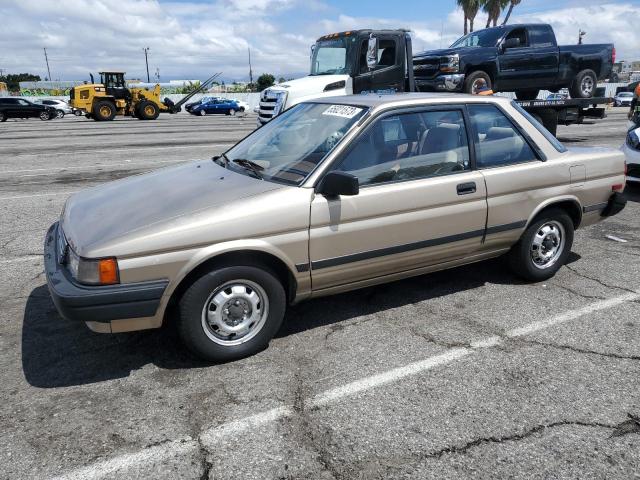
[
  {"left": 482, "top": 0, "right": 508, "bottom": 28},
  {"left": 457, "top": 0, "right": 480, "bottom": 34},
  {"left": 502, "top": 0, "right": 521, "bottom": 25}
]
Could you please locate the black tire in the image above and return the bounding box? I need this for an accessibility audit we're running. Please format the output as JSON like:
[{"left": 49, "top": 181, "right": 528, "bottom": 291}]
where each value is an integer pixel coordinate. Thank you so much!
[
  {"left": 514, "top": 90, "right": 540, "bottom": 100},
  {"left": 463, "top": 70, "right": 492, "bottom": 94},
  {"left": 56, "top": 109, "right": 65, "bottom": 119},
  {"left": 0, "top": 111, "right": 6, "bottom": 122},
  {"left": 569, "top": 69, "right": 597, "bottom": 99},
  {"left": 507, "top": 208, "right": 574, "bottom": 282},
  {"left": 228, "top": 109, "right": 236, "bottom": 116},
  {"left": 39, "top": 111, "right": 51, "bottom": 121},
  {"left": 137, "top": 100, "right": 160, "bottom": 120},
  {"left": 178, "top": 265, "right": 286, "bottom": 362},
  {"left": 93, "top": 100, "right": 116, "bottom": 121}
]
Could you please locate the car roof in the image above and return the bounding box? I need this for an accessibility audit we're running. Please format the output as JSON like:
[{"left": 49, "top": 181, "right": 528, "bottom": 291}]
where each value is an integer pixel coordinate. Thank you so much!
[{"left": 310, "top": 92, "right": 513, "bottom": 110}]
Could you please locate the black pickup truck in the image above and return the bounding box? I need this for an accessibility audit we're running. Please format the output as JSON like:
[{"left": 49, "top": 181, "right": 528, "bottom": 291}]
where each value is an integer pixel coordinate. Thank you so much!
[{"left": 413, "top": 23, "right": 614, "bottom": 100}]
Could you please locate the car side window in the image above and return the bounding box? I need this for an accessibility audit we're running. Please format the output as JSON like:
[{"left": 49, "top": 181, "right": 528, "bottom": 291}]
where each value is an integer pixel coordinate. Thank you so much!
[
  {"left": 359, "top": 38, "right": 397, "bottom": 74},
  {"left": 529, "top": 25, "right": 555, "bottom": 48},
  {"left": 505, "top": 28, "right": 528, "bottom": 48},
  {"left": 467, "top": 104, "right": 538, "bottom": 168},
  {"left": 18, "top": 99, "right": 30, "bottom": 106},
  {"left": 336, "top": 109, "right": 470, "bottom": 186}
]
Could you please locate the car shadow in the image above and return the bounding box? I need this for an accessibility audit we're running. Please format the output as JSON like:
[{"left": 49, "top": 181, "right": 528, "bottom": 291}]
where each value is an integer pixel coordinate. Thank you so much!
[
  {"left": 22, "top": 255, "right": 580, "bottom": 389},
  {"left": 624, "top": 182, "right": 640, "bottom": 203}
]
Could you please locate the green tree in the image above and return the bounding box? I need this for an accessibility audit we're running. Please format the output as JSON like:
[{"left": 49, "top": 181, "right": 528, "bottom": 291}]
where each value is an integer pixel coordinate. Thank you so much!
[
  {"left": 457, "top": 0, "right": 480, "bottom": 34},
  {"left": 0, "top": 73, "right": 41, "bottom": 92},
  {"left": 278, "top": 76, "right": 286, "bottom": 84},
  {"left": 482, "top": 0, "right": 508, "bottom": 28},
  {"left": 256, "top": 73, "right": 275, "bottom": 92},
  {"left": 502, "top": 0, "right": 521, "bottom": 25}
]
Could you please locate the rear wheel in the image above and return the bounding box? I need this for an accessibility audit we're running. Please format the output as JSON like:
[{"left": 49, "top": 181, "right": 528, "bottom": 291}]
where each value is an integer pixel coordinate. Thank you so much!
[
  {"left": 178, "top": 265, "right": 286, "bottom": 362},
  {"left": 199, "top": 109, "right": 206, "bottom": 116},
  {"left": 93, "top": 100, "right": 116, "bottom": 121},
  {"left": 463, "top": 70, "right": 492, "bottom": 94},
  {"left": 39, "top": 111, "right": 51, "bottom": 121},
  {"left": 569, "top": 69, "right": 597, "bottom": 99},
  {"left": 137, "top": 100, "right": 160, "bottom": 120},
  {"left": 515, "top": 90, "right": 540, "bottom": 101},
  {"left": 56, "top": 109, "right": 65, "bottom": 119},
  {"left": 507, "top": 208, "right": 574, "bottom": 281},
  {"left": 0, "top": 111, "right": 6, "bottom": 122}
]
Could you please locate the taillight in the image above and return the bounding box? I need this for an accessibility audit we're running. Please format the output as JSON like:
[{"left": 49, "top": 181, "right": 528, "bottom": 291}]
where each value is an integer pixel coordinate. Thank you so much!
[
  {"left": 612, "top": 184, "right": 624, "bottom": 192},
  {"left": 612, "top": 47, "right": 616, "bottom": 64}
]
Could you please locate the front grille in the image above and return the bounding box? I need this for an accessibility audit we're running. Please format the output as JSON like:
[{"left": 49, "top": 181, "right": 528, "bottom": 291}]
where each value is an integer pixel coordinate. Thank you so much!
[
  {"left": 258, "top": 90, "right": 287, "bottom": 123},
  {"left": 413, "top": 56, "right": 440, "bottom": 79}
]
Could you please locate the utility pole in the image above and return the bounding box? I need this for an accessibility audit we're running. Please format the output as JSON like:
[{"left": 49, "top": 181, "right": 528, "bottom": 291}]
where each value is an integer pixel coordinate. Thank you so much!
[
  {"left": 43, "top": 47, "right": 52, "bottom": 81},
  {"left": 143, "top": 47, "right": 150, "bottom": 82},
  {"left": 248, "top": 47, "right": 253, "bottom": 90}
]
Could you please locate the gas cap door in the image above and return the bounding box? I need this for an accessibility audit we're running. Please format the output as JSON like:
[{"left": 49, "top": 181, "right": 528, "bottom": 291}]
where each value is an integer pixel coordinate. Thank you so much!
[{"left": 569, "top": 165, "right": 586, "bottom": 187}]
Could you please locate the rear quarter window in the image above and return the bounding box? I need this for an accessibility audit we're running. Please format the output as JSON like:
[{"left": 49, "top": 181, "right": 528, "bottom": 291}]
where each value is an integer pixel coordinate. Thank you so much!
[{"left": 511, "top": 101, "right": 568, "bottom": 153}]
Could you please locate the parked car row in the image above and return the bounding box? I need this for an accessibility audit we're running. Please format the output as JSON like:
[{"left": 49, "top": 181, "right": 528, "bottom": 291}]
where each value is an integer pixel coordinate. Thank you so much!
[{"left": 0, "top": 98, "right": 59, "bottom": 122}]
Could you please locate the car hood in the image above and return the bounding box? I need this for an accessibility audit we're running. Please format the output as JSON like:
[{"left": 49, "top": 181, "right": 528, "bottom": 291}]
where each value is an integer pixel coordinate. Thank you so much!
[
  {"left": 61, "top": 160, "right": 282, "bottom": 257},
  {"left": 414, "top": 47, "right": 479, "bottom": 58},
  {"left": 268, "top": 74, "right": 351, "bottom": 106}
]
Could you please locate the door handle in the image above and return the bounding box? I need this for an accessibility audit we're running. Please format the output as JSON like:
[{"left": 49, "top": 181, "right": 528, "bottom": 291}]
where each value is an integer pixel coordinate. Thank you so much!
[{"left": 457, "top": 182, "right": 476, "bottom": 195}]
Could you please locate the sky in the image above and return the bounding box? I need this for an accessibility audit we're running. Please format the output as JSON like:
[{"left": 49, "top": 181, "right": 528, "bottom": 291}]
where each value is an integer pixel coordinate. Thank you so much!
[{"left": 0, "top": 0, "right": 637, "bottom": 83}]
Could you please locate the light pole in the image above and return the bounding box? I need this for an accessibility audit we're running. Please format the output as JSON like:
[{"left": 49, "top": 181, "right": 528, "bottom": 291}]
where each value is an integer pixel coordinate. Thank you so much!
[{"left": 143, "top": 47, "right": 150, "bottom": 82}]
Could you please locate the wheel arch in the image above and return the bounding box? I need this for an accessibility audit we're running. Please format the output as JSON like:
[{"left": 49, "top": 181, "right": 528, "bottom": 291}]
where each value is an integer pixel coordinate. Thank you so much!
[
  {"left": 526, "top": 197, "right": 583, "bottom": 230},
  {"left": 164, "top": 248, "right": 299, "bottom": 325}
]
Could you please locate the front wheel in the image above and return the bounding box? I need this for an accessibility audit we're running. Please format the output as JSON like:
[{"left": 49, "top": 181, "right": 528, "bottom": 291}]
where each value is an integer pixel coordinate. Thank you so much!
[
  {"left": 39, "top": 111, "right": 51, "bottom": 121},
  {"left": 178, "top": 265, "right": 286, "bottom": 362},
  {"left": 228, "top": 109, "right": 236, "bottom": 116},
  {"left": 56, "top": 110, "right": 65, "bottom": 119},
  {"left": 507, "top": 208, "right": 574, "bottom": 281},
  {"left": 463, "top": 71, "right": 492, "bottom": 94},
  {"left": 199, "top": 109, "right": 206, "bottom": 116}
]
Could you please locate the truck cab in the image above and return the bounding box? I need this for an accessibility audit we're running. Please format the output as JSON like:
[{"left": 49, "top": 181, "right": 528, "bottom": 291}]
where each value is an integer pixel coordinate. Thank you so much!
[{"left": 257, "top": 30, "right": 414, "bottom": 125}]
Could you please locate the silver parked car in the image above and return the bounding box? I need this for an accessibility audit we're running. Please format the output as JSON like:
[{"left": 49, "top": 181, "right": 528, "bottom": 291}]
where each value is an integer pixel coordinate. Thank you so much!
[
  {"left": 614, "top": 92, "right": 634, "bottom": 107},
  {"left": 45, "top": 93, "right": 627, "bottom": 361},
  {"left": 33, "top": 98, "right": 73, "bottom": 118}
]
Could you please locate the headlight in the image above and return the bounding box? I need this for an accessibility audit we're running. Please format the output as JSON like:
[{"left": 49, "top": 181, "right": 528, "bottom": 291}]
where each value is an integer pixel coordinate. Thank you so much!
[
  {"left": 324, "top": 80, "right": 346, "bottom": 92},
  {"left": 67, "top": 248, "right": 119, "bottom": 285},
  {"left": 440, "top": 54, "right": 460, "bottom": 73}
]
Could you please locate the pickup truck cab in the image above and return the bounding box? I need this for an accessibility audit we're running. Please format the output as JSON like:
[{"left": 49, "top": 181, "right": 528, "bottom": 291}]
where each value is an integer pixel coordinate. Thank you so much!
[
  {"left": 45, "top": 93, "right": 626, "bottom": 362},
  {"left": 414, "top": 23, "right": 615, "bottom": 100}
]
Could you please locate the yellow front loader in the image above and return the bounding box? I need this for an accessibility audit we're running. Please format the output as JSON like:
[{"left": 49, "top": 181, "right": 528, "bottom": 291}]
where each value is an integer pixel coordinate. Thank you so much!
[{"left": 70, "top": 71, "right": 221, "bottom": 121}]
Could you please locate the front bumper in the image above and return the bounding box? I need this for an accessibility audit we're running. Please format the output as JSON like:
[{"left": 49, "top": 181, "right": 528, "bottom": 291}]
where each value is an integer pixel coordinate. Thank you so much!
[
  {"left": 415, "top": 74, "right": 466, "bottom": 92},
  {"left": 44, "top": 222, "right": 168, "bottom": 324}
]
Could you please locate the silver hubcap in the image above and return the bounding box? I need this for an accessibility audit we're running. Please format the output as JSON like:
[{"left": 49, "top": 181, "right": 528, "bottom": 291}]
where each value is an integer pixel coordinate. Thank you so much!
[
  {"left": 201, "top": 280, "right": 269, "bottom": 346},
  {"left": 200, "top": 110, "right": 206, "bottom": 116},
  {"left": 581, "top": 76, "right": 594, "bottom": 96},
  {"left": 530, "top": 221, "right": 565, "bottom": 269},
  {"left": 471, "top": 78, "right": 486, "bottom": 93},
  {"left": 40, "top": 112, "right": 48, "bottom": 119}
]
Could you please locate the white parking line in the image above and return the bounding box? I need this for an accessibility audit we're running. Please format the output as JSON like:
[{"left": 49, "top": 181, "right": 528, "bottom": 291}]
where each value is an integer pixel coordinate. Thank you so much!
[
  {"left": 1, "top": 159, "right": 188, "bottom": 175},
  {"left": 8, "top": 143, "right": 233, "bottom": 158},
  {"left": 52, "top": 291, "right": 640, "bottom": 480},
  {"left": 0, "top": 191, "right": 77, "bottom": 201}
]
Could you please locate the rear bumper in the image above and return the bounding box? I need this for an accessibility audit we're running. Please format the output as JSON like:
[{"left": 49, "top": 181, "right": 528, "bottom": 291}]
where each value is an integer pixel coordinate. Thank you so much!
[
  {"left": 44, "top": 222, "right": 168, "bottom": 324},
  {"left": 601, "top": 192, "right": 627, "bottom": 217},
  {"left": 415, "top": 74, "right": 465, "bottom": 92}
]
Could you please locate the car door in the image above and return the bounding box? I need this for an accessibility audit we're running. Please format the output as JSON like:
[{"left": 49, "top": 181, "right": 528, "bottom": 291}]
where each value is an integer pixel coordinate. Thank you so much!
[
  {"left": 353, "top": 35, "right": 404, "bottom": 94},
  {"left": 16, "top": 99, "right": 34, "bottom": 117},
  {"left": 466, "top": 103, "right": 563, "bottom": 249},
  {"left": 497, "top": 27, "right": 531, "bottom": 90},
  {"left": 308, "top": 106, "right": 488, "bottom": 291},
  {"left": 526, "top": 25, "right": 559, "bottom": 88}
]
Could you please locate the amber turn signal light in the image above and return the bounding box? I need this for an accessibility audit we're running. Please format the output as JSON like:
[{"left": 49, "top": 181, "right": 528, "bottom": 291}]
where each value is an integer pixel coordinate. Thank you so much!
[{"left": 98, "top": 258, "right": 119, "bottom": 285}]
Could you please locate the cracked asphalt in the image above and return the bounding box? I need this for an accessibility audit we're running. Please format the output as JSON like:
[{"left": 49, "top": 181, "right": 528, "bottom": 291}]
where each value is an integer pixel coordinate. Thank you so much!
[{"left": 1, "top": 108, "right": 639, "bottom": 479}]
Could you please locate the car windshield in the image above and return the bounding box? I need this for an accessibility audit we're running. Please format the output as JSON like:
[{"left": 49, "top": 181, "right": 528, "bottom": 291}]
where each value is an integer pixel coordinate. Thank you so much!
[
  {"left": 310, "top": 37, "right": 355, "bottom": 75},
  {"left": 451, "top": 28, "right": 504, "bottom": 48},
  {"left": 223, "top": 102, "right": 367, "bottom": 185},
  {"left": 619, "top": 93, "right": 633, "bottom": 97}
]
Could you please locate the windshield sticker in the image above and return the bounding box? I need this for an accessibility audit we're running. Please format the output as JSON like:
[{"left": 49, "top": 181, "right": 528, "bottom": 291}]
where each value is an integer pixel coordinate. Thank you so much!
[{"left": 322, "top": 105, "right": 362, "bottom": 119}]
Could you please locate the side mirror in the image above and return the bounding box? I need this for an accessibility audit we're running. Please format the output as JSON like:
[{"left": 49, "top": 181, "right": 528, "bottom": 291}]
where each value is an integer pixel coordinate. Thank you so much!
[
  {"left": 502, "top": 38, "right": 520, "bottom": 51},
  {"left": 316, "top": 171, "right": 359, "bottom": 197},
  {"left": 366, "top": 35, "right": 378, "bottom": 70}
]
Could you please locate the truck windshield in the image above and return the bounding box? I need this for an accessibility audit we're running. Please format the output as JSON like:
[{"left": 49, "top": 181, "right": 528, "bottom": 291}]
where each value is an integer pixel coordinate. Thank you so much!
[
  {"left": 223, "top": 102, "right": 367, "bottom": 185},
  {"left": 450, "top": 28, "right": 504, "bottom": 48},
  {"left": 310, "top": 37, "right": 354, "bottom": 75}
]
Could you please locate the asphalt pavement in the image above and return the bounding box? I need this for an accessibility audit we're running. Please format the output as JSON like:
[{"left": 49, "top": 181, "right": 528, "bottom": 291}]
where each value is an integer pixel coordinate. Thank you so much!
[{"left": 1, "top": 107, "right": 639, "bottom": 480}]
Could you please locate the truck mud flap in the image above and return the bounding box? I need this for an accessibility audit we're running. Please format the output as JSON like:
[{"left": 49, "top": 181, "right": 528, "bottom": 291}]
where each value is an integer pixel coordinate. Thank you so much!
[{"left": 601, "top": 192, "right": 626, "bottom": 217}]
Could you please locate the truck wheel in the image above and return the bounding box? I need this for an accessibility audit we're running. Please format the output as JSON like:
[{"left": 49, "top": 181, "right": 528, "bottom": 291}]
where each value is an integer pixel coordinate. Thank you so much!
[
  {"left": 178, "top": 265, "right": 286, "bottom": 362},
  {"left": 137, "top": 101, "right": 160, "bottom": 120},
  {"left": 463, "top": 71, "right": 492, "bottom": 94},
  {"left": 507, "top": 208, "right": 574, "bottom": 282},
  {"left": 0, "top": 111, "right": 6, "bottom": 122},
  {"left": 74, "top": 110, "right": 83, "bottom": 116},
  {"left": 93, "top": 100, "right": 116, "bottom": 121},
  {"left": 515, "top": 90, "right": 540, "bottom": 101},
  {"left": 570, "top": 69, "right": 597, "bottom": 99}
]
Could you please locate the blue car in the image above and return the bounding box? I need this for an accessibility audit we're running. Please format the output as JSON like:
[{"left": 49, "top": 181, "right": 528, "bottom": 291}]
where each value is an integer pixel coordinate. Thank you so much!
[{"left": 190, "top": 98, "right": 242, "bottom": 116}]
